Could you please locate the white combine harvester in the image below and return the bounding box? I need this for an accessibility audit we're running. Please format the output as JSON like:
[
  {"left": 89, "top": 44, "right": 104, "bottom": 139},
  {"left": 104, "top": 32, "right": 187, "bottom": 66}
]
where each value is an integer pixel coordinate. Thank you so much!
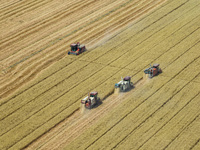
[
  {"left": 81, "top": 92, "right": 100, "bottom": 109},
  {"left": 115, "top": 76, "right": 133, "bottom": 93}
]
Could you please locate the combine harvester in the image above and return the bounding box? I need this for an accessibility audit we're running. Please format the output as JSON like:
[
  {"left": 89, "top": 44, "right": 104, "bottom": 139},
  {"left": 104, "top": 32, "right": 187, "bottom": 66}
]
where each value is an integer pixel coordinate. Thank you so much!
[
  {"left": 68, "top": 42, "right": 86, "bottom": 55},
  {"left": 81, "top": 92, "right": 101, "bottom": 109},
  {"left": 114, "top": 76, "right": 134, "bottom": 93},
  {"left": 144, "top": 64, "right": 162, "bottom": 78}
]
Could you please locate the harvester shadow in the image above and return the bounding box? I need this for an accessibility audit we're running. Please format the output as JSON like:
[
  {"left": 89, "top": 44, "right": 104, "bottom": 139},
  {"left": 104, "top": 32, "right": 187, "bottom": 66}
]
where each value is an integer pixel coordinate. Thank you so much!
[
  {"left": 91, "top": 100, "right": 103, "bottom": 109},
  {"left": 157, "top": 71, "right": 163, "bottom": 76},
  {"left": 122, "top": 85, "right": 135, "bottom": 93},
  {"left": 153, "top": 71, "right": 163, "bottom": 78}
]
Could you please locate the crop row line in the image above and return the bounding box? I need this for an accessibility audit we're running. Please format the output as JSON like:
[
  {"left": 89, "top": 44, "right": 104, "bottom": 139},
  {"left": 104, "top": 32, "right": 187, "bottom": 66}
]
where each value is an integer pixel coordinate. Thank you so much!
[
  {"left": 0, "top": 0, "right": 90, "bottom": 44},
  {"left": 124, "top": 20, "right": 200, "bottom": 84},
  {"left": 85, "top": 30, "right": 200, "bottom": 150},
  {"left": 0, "top": 0, "right": 141, "bottom": 101},
  {"left": 112, "top": 1, "right": 199, "bottom": 70},
  {"left": 163, "top": 103, "right": 200, "bottom": 150},
  {"left": 0, "top": 0, "right": 170, "bottom": 105},
  {"left": 0, "top": 0, "right": 194, "bottom": 130},
  {"left": 83, "top": 0, "right": 191, "bottom": 67},
  {"left": 0, "top": 0, "right": 123, "bottom": 99},
  {"left": 0, "top": 61, "right": 90, "bottom": 121},
  {"left": 0, "top": 0, "right": 21, "bottom": 11},
  {"left": 0, "top": 0, "right": 122, "bottom": 102},
  {"left": 0, "top": 0, "right": 123, "bottom": 62},
  {"left": 110, "top": 34, "right": 200, "bottom": 149},
  {"left": 3, "top": 0, "right": 198, "bottom": 149},
  {"left": 0, "top": 0, "right": 195, "bottom": 127},
  {"left": 136, "top": 69, "right": 200, "bottom": 149},
  {"left": 23, "top": 106, "right": 80, "bottom": 150},
  {"left": 0, "top": 0, "right": 53, "bottom": 21},
  {"left": 111, "top": 40, "right": 200, "bottom": 149},
  {"left": 0, "top": 0, "right": 102, "bottom": 64},
  {"left": 190, "top": 137, "right": 200, "bottom": 150},
  {"left": 6, "top": 67, "right": 121, "bottom": 149},
  {"left": 0, "top": 0, "right": 189, "bottom": 146}
]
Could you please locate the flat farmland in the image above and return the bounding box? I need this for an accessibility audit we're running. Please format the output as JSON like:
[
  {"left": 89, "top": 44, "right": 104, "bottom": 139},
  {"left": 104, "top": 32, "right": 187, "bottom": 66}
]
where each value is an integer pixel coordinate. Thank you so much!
[{"left": 0, "top": 0, "right": 200, "bottom": 149}]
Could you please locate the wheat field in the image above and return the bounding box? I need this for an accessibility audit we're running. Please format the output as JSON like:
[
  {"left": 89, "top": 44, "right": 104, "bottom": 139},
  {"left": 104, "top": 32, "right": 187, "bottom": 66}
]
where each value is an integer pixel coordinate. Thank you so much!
[{"left": 0, "top": 0, "right": 200, "bottom": 149}]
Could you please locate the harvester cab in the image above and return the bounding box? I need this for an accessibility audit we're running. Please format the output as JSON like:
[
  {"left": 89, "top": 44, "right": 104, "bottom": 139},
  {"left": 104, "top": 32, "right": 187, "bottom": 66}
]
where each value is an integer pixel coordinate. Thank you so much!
[
  {"left": 68, "top": 42, "right": 85, "bottom": 55},
  {"left": 115, "top": 76, "right": 133, "bottom": 92},
  {"left": 81, "top": 92, "right": 100, "bottom": 109},
  {"left": 144, "top": 64, "right": 162, "bottom": 78}
]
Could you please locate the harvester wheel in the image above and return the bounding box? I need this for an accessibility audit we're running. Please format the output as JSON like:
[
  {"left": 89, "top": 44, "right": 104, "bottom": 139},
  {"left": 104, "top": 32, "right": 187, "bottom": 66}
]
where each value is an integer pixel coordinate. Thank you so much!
[
  {"left": 121, "top": 86, "right": 123, "bottom": 91},
  {"left": 85, "top": 102, "right": 91, "bottom": 109},
  {"left": 130, "top": 82, "right": 134, "bottom": 87},
  {"left": 121, "top": 86, "right": 125, "bottom": 92}
]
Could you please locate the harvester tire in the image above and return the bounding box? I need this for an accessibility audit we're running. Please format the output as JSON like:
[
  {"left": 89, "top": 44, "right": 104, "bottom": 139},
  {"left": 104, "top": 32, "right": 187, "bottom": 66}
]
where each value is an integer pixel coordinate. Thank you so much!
[{"left": 130, "top": 82, "right": 134, "bottom": 87}]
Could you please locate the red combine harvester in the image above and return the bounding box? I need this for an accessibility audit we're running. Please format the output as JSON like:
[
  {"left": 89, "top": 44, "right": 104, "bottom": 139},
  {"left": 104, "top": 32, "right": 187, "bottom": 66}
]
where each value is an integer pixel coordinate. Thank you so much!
[
  {"left": 144, "top": 64, "right": 162, "bottom": 78},
  {"left": 81, "top": 92, "right": 100, "bottom": 109},
  {"left": 68, "top": 42, "right": 86, "bottom": 55}
]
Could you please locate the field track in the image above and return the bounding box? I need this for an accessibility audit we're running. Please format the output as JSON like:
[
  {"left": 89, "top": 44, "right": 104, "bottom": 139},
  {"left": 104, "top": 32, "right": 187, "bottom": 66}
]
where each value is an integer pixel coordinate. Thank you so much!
[
  {"left": 0, "top": 0, "right": 200, "bottom": 149},
  {"left": 27, "top": 78, "right": 148, "bottom": 149}
]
